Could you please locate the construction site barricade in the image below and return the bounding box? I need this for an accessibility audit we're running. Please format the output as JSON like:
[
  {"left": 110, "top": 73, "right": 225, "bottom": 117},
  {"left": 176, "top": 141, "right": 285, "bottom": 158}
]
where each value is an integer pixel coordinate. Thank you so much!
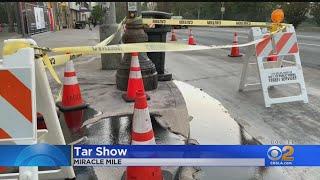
[
  {"left": 238, "top": 25, "right": 308, "bottom": 107},
  {"left": 0, "top": 39, "right": 75, "bottom": 179}
]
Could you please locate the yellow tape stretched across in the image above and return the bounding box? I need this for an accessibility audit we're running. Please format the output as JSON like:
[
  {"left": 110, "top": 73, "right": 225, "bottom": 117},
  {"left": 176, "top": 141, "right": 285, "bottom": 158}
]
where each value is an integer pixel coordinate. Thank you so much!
[
  {"left": 51, "top": 40, "right": 263, "bottom": 55},
  {"left": 96, "top": 17, "right": 126, "bottom": 47},
  {"left": 48, "top": 24, "right": 286, "bottom": 66},
  {"left": 142, "top": 18, "right": 277, "bottom": 27},
  {"left": 48, "top": 17, "right": 126, "bottom": 68},
  {"left": 49, "top": 24, "right": 285, "bottom": 61}
]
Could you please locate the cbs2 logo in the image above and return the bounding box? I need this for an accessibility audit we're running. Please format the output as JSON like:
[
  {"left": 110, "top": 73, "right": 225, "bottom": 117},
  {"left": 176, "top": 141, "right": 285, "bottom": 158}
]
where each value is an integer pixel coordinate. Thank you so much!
[{"left": 267, "top": 145, "right": 294, "bottom": 161}]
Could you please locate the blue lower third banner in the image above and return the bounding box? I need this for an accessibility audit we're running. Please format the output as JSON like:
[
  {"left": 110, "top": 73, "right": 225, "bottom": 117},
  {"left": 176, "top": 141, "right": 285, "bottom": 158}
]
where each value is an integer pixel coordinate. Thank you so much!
[{"left": 1, "top": 144, "right": 320, "bottom": 166}]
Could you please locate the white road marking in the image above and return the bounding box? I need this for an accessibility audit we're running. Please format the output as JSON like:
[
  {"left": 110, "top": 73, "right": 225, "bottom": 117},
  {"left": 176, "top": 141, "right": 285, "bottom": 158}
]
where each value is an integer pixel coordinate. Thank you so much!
[{"left": 299, "top": 43, "right": 320, "bottom": 47}]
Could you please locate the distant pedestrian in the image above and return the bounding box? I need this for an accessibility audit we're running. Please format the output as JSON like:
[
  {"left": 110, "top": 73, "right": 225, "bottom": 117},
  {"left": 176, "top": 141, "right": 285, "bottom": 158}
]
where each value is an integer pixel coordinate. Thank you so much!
[
  {"left": 93, "top": 19, "right": 97, "bottom": 27},
  {"left": 88, "top": 17, "right": 92, "bottom": 31}
]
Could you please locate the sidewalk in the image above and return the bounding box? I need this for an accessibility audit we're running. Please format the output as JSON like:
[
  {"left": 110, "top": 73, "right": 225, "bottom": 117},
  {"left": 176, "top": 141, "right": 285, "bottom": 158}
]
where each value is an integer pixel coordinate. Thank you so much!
[
  {"left": 0, "top": 27, "right": 100, "bottom": 58},
  {"left": 31, "top": 27, "right": 191, "bottom": 179}
]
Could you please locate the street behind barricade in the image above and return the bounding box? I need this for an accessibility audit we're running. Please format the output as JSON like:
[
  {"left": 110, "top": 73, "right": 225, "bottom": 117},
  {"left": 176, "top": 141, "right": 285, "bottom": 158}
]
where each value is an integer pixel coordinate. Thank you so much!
[{"left": 168, "top": 27, "right": 320, "bottom": 145}]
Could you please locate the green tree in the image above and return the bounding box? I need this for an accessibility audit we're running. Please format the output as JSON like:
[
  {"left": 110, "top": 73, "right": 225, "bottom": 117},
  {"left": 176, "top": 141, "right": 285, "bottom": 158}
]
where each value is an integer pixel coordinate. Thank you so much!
[
  {"left": 311, "top": 3, "right": 320, "bottom": 26},
  {"left": 91, "top": 5, "right": 103, "bottom": 23},
  {"left": 280, "top": 2, "right": 310, "bottom": 28},
  {"left": 141, "top": 2, "right": 148, "bottom": 11}
]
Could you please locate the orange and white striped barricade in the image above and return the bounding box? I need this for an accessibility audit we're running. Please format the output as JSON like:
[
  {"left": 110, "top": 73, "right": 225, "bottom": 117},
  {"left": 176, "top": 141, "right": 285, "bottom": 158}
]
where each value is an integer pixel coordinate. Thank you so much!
[
  {"left": 0, "top": 39, "right": 75, "bottom": 179},
  {"left": 239, "top": 25, "right": 308, "bottom": 107},
  {"left": 0, "top": 42, "right": 38, "bottom": 179}
]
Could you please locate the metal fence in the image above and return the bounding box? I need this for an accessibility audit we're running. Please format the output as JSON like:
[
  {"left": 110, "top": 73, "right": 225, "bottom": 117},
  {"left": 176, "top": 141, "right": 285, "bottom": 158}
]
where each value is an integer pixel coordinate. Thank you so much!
[{"left": 24, "top": 3, "right": 50, "bottom": 35}]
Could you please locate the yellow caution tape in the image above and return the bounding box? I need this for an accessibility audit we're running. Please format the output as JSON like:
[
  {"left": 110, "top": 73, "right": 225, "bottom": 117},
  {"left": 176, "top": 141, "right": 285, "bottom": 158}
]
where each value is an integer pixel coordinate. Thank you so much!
[
  {"left": 48, "top": 17, "right": 126, "bottom": 69},
  {"left": 42, "top": 54, "right": 61, "bottom": 84},
  {"left": 96, "top": 17, "right": 126, "bottom": 47},
  {"left": 48, "top": 24, "right": 286, "bottom": 61},
  {"left": 142, "top": 18, "right": 276, "bottom": 27}
]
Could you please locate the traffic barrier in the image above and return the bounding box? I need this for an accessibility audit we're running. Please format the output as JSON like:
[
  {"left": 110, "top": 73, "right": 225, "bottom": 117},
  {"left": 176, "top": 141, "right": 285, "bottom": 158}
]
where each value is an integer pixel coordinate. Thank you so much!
[
  {"left": 0, "top": 39, "right": 75, "bottom": 179},
  {"left": 125, "top": 89, "right": 163, "bottom": 180},
  {"left": 56, "top": 60, "right": 88, "bottom": 132},
  {"left": 122, "top": 52, "right": 150, "bottom": 102},
  {"left": 170, "top": 29, "right": 177, "bottom": 41},
  {"left": 238, "top": 25, "right": 308, "bottom": 107},
  {"left": 228, "top": 32, "right": 243, "bottom": 57},
  {"left": 188, "top": 29, "right": 196, "bottom": 45}
]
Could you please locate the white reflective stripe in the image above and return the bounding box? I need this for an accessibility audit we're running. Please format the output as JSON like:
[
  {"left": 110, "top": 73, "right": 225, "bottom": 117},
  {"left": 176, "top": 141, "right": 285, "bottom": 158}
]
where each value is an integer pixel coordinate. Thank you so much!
[
  {"left": 64, "top": 76, "right": 78, "bottom": 85},
  {"left": 130, "top": 56, "right": 140, "bottom": 68},
  {"left": 275, "top": 33, "right": 297, "bottom": 55},
  {"left": 255, "top": 35, "right": 272, "bottom": 57},
  {"left": 0, "top": 96, "right": 33, "bottom": 140},
  {"left": 10, "top": 69, "right": 32, "bottom": 89},
  {"left": 129, "top": 70, "right": 142, "bottom": 79},
  {"left": 132, "top": 137, "right": 156, "bottom": 145},
  {"left": 65, "top": 60, "right": 75, "bottom": 72},
  {"left": 132, "top": 108, "right": 153, "bottom": 134}
]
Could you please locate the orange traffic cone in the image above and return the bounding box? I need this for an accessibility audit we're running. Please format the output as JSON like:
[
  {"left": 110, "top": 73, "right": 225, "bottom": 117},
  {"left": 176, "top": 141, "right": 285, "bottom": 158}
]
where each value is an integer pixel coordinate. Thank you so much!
[
  {"left": 122, "top": 52, "right": 149, "bottom": 102},
  {"left": 170, "top": 29, "right": 177, "bottom": 41},
  {"left": 37, "top": 110, "right": 60, "bottom": 130},
  {"left": 188, "top": 29, "right": 196, "bottom": 45},
  {"left": 228, "top": 32, "right": 243, "bottom": 57},
  {"left": 37, "top": 112, "right": 47, "bottom": 129},
  {"left": 267, "top": 53, "right": 278, "bottom": 61},
  {"left": 125, "top": 89, "right": 163, "bottom": 180},
  {"left": 56, "top": 60, "right": 88, "bottom": 132}
]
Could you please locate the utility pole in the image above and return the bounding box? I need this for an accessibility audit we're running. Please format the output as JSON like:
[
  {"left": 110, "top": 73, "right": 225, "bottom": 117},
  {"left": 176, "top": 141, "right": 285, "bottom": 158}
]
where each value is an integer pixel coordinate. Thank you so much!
[{"left": 100, "top": 2, "right": 122, "bottom": 70}]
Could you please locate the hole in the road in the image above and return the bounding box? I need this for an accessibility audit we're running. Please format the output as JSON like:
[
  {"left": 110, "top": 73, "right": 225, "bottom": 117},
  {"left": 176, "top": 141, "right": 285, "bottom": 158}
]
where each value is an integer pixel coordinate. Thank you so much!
[{"left": 77, "top": 113, "right": 185, "bottom": 145}]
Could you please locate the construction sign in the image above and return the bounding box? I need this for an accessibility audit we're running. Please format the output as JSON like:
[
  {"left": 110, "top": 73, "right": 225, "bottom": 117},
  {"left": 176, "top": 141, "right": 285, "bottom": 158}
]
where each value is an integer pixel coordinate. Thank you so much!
[
  {"left": 238, "top": 25, "right": 308, "bottom": 107},
  {"left": 0, "top": 48, "right": 36, "bottom": 143}
]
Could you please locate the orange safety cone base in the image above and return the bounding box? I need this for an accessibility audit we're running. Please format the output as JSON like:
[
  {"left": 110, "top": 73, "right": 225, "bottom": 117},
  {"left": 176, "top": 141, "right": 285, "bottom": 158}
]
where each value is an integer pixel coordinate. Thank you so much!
[
  {"left": 63, "top": 109, "right": 84, "bottom": 133},
  {"left": 228, "top": 42, "right": 243, "bottom": 57},
  {"left": 56, "top": 101, "right": 89, "bottom": 112},
  {"left": 188, "top": 36, "right": 196, "bottom": 45},
  {"left": 122, "top": 93, "right": 150, "bottom": 102},
  {"left": 228, "top": 53, "right": 243, "bottom": 57},
  {"left": 267, "top": 55, "right": 278, "bottom": 61},
  {"left": 122, "top": 169, "right": 173, "bottom": 180}
]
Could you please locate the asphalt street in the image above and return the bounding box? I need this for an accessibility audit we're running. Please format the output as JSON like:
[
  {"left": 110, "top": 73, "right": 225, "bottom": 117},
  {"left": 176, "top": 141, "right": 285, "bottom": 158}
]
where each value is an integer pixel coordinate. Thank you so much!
[
  {"left": 167, "top": 27, "right": 320, "bottom": 178},
  {"left": 173, "top": 27, "right": 320, "bottom": 68},
  {"left": 167, "top": 27, "right": 320, "bottom": 145}
]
